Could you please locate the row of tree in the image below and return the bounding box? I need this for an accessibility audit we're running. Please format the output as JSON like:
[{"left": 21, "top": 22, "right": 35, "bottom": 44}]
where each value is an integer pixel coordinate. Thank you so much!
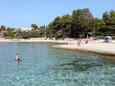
[
  {"left": 0, "top": 8, "right": 115, "bottom": 39},
  {"left": 46, "top": 8, "right": 115, "bottom": 39},
  {"left": 0, "top": 24, "right": 45, "bottom": 39}
]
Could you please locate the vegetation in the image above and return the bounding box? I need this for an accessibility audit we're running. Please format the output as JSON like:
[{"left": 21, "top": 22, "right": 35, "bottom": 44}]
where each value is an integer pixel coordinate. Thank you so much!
[
  {"left": 1, "top": 24, "right": 46, "bottom": 39},
  {"left": 46, "top": 8, "right": 115, "bottom": 39},
  {"left": 0, "top": 8, "right": 115, "bottom": 39},
  {"left": 71, "top": 8, "right": 93, "bottom": 38},
  {"left": 46, "top": 15, "right": 72, "bottom": 39}
]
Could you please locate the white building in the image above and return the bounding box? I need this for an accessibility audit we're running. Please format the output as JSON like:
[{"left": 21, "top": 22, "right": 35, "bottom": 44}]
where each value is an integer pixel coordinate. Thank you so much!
[{"left": 20, "top": 27, "right": 32, "bottom": 31}]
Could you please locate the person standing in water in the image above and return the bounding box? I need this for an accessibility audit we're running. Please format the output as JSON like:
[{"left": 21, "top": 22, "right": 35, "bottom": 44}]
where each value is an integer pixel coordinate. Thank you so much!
[{"left": 16, "top": 53, "right": 20, "bottom": 62}]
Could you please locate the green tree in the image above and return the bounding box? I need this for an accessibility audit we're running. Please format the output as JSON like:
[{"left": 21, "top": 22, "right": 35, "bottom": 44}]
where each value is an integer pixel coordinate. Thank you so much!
[
  {"left": 46, "top": 22, "right": 56, "bottom": 38},
  {"left": 30, "top": 30, "right": 39, "bottom": 38},
  {"left": 103, "top": 10, "right": 115, "bottom": 35},
  {"left": 0, "top": 25, "right": 6, "bottom": 30},
  {"left": 31, "top": 24, "right": 38, "bottom": 30},
  {"left": 21, "top": 31, "right": 31, "bottom": 39},
  {"left": 46, "top": 15, "right": 72, "bottom": 39},
  {"left": 38, "top": 25, "right": 46, "bottom": 37},
  {"left": 93, "top": 18, "right": 106, "bottom": 36},
  {"left": 72, "top": 8, "right": 93, "bottom": 38},
  {"left": 14, "top": 29, "right": 22, "bottom": 39},
  {"left": 4, "top": 29, "right": 15, "bottom": 39}
]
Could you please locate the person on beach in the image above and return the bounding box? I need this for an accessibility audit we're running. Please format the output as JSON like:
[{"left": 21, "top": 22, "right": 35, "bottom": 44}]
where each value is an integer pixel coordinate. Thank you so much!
[
  {"left": 77, "top": 39, "right": 81, "bottom": 46},
  {"left": 16, "top": 53, "right": 20, "bottom": 62},
  {"left": 85, "top": 39, "right": 88, "bottom": 44}
]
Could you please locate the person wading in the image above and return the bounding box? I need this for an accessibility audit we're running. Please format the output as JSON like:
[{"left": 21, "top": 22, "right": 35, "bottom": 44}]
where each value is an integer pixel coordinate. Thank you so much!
[{"left": 16, "top": 53, "right": 20, "bottom": 62}]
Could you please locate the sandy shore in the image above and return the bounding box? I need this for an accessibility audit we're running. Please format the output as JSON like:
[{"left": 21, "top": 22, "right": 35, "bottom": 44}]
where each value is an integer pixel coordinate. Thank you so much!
[
  {"left": 0, "top": 38, "right": 67, "bottom": 43},
  {"left": 52, "top": 41, "right": 115, "bottom": 56}
]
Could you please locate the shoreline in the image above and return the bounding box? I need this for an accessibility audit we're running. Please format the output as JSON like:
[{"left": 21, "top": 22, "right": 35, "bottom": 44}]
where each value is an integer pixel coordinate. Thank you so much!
[
  {"left": 52, "top": 41, "right": 115, "bottom": 56},
  {"left": 0, "top": 38, "right": 115, "bottom": 56},
  {"left": 0, "top": 38, "right": 67, "bottom": 43}
]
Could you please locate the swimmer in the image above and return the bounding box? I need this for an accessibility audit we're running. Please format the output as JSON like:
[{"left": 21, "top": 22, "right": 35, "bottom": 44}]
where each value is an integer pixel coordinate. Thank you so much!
[{"left": 16, "top": 53, "right": 20, "bottom": 62}]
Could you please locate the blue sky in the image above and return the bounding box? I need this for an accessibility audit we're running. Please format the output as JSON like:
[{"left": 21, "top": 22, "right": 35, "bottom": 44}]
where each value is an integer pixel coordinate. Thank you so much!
[{"left": 0, "top": 0, "right": 115, "bottom": 28}]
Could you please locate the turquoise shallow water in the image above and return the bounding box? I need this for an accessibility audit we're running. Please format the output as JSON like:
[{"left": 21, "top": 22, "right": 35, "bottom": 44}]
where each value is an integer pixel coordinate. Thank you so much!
[{"left": 0, "top": 43, "right": 115, "bottom": 86}]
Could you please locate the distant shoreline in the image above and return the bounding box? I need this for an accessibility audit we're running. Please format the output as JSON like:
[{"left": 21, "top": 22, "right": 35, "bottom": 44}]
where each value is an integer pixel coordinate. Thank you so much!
[{"left": 0, "top": 38, "right": 67, "bottom": 43}]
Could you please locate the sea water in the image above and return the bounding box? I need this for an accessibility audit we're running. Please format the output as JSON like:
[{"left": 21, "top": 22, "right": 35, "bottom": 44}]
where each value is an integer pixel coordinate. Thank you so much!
[{"left": 0, "top": 43, "right": 115, "bottom": 86}]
